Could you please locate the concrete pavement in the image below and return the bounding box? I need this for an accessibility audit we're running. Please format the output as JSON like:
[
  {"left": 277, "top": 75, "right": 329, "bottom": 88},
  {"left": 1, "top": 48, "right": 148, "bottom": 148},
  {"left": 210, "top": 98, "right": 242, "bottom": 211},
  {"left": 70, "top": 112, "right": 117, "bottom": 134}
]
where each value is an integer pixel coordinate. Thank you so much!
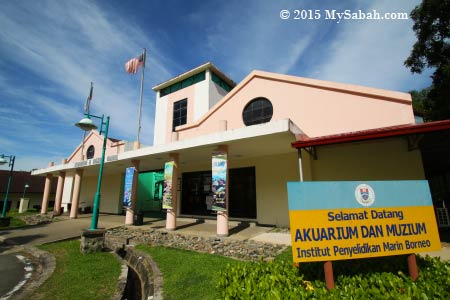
[
  {"left": 0, "top": 214, "right": 125, "bottom": 248},
  {"left": 1, "top": 214, "right": 449, "bottom": 261},
  {"left": 0, "top": 254, "right": 26, "bottom": 298}
]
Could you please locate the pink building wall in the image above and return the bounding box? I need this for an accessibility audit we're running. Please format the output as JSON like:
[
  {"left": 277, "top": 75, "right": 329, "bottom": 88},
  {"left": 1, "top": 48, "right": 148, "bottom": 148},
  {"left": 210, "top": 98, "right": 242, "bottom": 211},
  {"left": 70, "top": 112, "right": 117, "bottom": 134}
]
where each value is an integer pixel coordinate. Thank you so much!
[
  {"left": 66, "top": 131, "right": 126, "bottom": 163},
  {"left": 175, "top": 71, "right": 414, "bottom": 141}
]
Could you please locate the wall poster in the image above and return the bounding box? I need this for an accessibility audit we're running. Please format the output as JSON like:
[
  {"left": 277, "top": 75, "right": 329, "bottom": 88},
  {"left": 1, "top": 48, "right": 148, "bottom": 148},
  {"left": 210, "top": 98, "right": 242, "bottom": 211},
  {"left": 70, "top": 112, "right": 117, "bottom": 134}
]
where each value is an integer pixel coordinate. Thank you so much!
[
  {"left": 212, "top": 153, "right": 227, "bottom": 211},
  {"left": 162, "top": 161, "right": 174, "bottom": 209}
]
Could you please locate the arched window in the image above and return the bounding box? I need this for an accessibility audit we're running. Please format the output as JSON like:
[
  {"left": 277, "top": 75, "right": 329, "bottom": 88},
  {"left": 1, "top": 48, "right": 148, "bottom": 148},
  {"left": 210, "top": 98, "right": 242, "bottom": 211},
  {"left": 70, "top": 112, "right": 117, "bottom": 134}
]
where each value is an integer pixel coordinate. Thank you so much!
[
  {"left": 86, "top": 145, "right": 95, "bottom": 159},
  {"left": 242, "top": 97, "right": 273, "bottom": 126}
]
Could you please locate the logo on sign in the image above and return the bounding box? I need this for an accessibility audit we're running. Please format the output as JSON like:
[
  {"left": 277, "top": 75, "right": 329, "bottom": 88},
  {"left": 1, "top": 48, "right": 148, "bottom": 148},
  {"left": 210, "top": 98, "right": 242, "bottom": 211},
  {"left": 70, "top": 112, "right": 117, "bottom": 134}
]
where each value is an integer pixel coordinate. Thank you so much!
[{"left": 355, "top": 184, "right": 375, "bottom": 207}]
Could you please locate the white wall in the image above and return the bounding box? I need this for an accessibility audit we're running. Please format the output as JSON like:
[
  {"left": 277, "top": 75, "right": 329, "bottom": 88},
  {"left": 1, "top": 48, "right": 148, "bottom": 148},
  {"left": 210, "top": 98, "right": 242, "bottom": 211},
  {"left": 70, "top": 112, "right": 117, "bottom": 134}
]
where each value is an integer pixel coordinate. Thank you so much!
[
  {"left": 193, "top": 71, "right": 210, "bottom": 121},
  {"left": 209, "top": 77, "right": 229, "bottom": 109},
  {"left": 61, "top": 173, "right": 74, "bottom": 211},
  {"left": 153, "top": 91, "right": 168, "bottom": 145}
]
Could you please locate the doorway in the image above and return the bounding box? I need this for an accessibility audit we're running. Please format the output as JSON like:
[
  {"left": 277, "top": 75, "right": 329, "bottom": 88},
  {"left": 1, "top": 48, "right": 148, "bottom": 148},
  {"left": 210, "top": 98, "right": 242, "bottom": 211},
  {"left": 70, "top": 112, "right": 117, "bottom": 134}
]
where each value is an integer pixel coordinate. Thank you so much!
[
  {"left": 136, "top": 170, "right": 165, "bottom": 218},
  {"left": 180, "top": 167, "right": 257, "bottom": 219}
]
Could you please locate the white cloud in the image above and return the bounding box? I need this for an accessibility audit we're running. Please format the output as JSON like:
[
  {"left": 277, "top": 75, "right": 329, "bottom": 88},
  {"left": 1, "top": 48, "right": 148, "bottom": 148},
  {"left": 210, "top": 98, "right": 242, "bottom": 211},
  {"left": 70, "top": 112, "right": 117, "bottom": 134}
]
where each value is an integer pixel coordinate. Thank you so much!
[
  {"left": 312, "top": 0, "right": 431, "bottom": 91},
  {"left": 0, "top": 0, "right": 181, "bottom": 170}
]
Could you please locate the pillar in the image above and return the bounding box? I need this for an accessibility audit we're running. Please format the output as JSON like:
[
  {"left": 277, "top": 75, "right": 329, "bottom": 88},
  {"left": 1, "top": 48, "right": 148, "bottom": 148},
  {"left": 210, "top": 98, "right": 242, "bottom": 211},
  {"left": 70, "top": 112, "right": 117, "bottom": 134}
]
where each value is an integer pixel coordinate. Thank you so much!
[
  {"left": 70, "top": 169, "right": 83, "bottom": 219},
  {"left": 40, "top": 162, "right": 54, "bottom": 215},
  {"left": 166, "top": 153, "right": 179, "bottom": 231},
  {"left": 125, "top": 159, "right": 140, "bottom": 225},
  {"left": 53, "top": 171, "right": 66, "bottom": 215},
  {"left": 214, "top": 145, "right": 229, "bottom": 237}
]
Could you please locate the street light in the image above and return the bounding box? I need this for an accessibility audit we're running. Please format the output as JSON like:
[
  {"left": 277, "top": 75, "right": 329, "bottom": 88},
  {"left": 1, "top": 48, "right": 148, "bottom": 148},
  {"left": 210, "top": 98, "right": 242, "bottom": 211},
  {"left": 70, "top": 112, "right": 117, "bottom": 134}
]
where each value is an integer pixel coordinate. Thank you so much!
[
  {"left": 0, "top": 154, "right": 15, "bottom": 219},
  {"left": 22, "top": 184, "right": 30, "bottom": 199},
  {"left": 75, "top": 113, "right": 110, "bottom": 230}
]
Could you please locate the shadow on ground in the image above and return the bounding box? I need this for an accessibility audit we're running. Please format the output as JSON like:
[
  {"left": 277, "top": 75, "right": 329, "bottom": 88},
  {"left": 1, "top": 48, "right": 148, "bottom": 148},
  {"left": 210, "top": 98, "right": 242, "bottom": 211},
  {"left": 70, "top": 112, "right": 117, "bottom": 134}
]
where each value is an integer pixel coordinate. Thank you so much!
[{"left": 439, "top": 228, "right": 450, "bottom": 243}]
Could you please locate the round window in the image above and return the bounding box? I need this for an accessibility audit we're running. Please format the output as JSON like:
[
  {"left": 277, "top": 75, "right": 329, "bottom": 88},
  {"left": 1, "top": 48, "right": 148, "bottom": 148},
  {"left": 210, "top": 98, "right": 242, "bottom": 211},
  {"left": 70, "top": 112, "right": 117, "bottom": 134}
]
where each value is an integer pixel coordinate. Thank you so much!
[
  {"left": 86, "top": 145, "right": 95, "bottom": 159},
  {"left": 242, "top": 97, "right": 273, "bottom": 126}
]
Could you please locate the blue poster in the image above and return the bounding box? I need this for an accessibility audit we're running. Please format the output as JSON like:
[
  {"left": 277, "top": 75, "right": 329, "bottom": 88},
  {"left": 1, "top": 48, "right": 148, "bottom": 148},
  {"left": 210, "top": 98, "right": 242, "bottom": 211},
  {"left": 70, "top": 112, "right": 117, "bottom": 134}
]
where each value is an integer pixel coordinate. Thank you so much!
[
  {"left": 212, "top": 153, "right": 227, "bottom": 211},
  {"left": 123, "top": 167, "right": 135, "bottom": 208}
]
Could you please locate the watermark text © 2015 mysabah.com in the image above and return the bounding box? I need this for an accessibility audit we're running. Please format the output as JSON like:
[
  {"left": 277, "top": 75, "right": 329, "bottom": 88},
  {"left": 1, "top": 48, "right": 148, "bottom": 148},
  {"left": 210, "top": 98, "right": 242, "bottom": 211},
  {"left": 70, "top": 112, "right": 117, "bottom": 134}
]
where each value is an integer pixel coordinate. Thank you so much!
[{"left": 279, "top": 9, "right": 409, "bottom": 23}]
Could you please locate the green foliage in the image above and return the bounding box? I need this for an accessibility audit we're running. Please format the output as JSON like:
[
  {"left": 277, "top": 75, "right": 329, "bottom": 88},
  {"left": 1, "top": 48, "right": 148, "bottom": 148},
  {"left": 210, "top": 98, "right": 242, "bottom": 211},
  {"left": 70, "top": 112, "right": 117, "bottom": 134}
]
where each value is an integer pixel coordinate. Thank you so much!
[
  {"left": 32, "top": 240, "right": 121, "bottom": 300},
  {"left": 218, "top": 260, "right": 322, "bottom": 300},
  {"left": 219, "top": 252, "right": 450, "bottom": 300},
  {"left": 137, "top": 245, "right": 242, "bottom": 300},
  {"left": 405, "top": 0, "right": 450, "bottom": 121}
]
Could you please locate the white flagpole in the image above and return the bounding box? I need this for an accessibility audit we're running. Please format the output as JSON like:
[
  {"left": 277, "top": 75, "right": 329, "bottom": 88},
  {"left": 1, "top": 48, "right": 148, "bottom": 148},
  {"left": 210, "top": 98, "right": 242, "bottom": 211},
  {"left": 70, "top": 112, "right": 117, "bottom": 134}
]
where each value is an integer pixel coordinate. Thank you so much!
[
  {"left": 80, "top": 82, "right": 93, "bottom": 159},
  {"left": 137, "top": 48, "right": 146, "bottom": 144}
]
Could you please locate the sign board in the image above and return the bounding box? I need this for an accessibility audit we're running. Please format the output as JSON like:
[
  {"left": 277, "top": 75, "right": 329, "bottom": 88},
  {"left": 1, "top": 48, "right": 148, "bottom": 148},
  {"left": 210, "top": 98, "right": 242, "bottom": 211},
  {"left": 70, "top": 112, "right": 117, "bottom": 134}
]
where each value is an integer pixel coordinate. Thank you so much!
[
  {"left": 162, "top": 161, "right": 174, "bottom": 209},
  {"left": 287, "top": 181, "right": 441, "bottom": 263},
  {"left": 123, "top": 167, "right": 135, "bottom": 208},
  {"left": 212, "top": 153, "right": 227, "bottom": 211}
]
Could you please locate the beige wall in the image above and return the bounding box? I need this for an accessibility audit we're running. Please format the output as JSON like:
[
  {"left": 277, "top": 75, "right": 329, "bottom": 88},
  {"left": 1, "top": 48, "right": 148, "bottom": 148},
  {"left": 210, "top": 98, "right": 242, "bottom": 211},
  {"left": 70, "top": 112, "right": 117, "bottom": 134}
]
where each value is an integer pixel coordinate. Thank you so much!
[
  {"left": 79, "top": 173, "right": 123, "bottom": 214},
  {"left": 307, "top": 137, "right": 425, "bottom": 181}
]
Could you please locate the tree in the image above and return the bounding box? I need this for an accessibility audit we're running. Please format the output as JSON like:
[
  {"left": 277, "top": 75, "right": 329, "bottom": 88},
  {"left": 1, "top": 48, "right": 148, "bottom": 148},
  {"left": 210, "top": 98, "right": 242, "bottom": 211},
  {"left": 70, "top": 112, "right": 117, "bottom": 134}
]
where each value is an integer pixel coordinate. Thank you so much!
[
  {"left": 409, "top": 87, "right": 430, "bottom": 117},
  {"left": 405, "top": 0, "right": 450, "bottom": 121}
]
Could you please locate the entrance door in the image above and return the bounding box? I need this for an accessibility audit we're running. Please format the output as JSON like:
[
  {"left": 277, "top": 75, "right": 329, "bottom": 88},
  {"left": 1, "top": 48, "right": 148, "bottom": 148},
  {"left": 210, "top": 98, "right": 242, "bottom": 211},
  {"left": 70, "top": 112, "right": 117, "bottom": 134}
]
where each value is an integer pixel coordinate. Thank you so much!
[
  {"left": 137, "top": 170, "right": 165, "bottom": 217},
  {"left": 181, "top": 171, "right": 213, "bottom": 216},
  {"left": 180, "top": 167, "right": 257, "bottom": 219},
  {"left": 229, "top": 167, "right": 256, "bottom": 219}
]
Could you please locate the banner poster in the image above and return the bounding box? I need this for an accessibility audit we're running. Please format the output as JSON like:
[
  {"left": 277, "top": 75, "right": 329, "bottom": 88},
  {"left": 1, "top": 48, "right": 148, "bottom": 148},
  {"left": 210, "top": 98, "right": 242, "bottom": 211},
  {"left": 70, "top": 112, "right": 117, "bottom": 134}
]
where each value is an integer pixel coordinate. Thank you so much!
[
  {"left": 287, "top": 181, "right": 441, "bottom": 263},
  {"left": 123, "top": 167, "right": 135, "bottom": 208},
  {"left": 162, "top": 161, "right": 174, "bottom": 209},
  {"left": 212, "top": 153, "right": 227, "bottom": 211}
]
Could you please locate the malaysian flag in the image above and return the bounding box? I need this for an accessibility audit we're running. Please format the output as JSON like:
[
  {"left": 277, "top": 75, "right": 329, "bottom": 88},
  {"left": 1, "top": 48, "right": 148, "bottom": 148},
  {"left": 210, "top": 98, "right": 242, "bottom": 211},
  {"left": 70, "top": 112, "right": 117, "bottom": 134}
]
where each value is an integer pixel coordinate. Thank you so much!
[{"left": 125, "top": 53, "right": 145, "bottom": 74}]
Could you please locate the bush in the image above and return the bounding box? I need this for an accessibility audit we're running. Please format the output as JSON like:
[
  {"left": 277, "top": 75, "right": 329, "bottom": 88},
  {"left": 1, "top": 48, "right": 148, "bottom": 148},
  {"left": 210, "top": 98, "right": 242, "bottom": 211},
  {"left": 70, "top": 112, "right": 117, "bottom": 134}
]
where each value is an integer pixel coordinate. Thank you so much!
[{"left": 218, "top": 255, "right": 450, "bottom": 299}]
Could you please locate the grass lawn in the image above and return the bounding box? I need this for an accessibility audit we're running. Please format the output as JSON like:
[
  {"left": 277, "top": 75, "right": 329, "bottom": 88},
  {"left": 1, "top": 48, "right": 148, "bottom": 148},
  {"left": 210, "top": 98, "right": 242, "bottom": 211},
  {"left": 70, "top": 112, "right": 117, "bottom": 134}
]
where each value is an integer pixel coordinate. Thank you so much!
[
  {"left": 136, "top": 245, "right": 244, "bottom": 300},
  {"left": 31, "top": 240, "right": 121, "bottom": 300},
  {"left": 0, "top": 209, "right": 55, "bottom": 230},
  {"left": 0, "top": 209, "right": 37, "bottom": 229}
]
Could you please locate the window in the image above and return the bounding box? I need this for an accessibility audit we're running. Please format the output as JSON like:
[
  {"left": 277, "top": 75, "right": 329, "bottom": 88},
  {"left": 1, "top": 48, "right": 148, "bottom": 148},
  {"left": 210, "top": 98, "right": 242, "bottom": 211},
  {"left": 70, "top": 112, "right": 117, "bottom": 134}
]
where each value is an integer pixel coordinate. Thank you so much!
[
  {"left": 211, "top": 72, "right": 233, "bottom": 92},
  {"left": 172, "top": 98, "right": 188, "bottom": 131},
  {"left": 242, "top": 97, "right": 273, "bottom": 126},
  {"left": 160, "top": 71, "right": 206, "bottom": 97},
  {"left": 86, "top": 145, "right": 95, "bottom": 159}
]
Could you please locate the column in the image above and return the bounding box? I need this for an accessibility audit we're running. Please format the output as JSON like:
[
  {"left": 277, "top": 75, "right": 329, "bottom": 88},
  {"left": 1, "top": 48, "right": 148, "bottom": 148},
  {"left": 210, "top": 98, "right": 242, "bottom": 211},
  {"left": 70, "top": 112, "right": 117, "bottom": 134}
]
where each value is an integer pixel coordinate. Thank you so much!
[
  {"left": 166, "top": 153, "right": 179, "bottom": 231},
  {"left": 40, "top": 162, "right": 54, "bottom": 215},
  {"left": 70, "top": 169, "right": 83, "bottom": 219},
  {"left": 125, "top": 159, "right": 140, "bottom": 225},
  {"left": 214, "top": 145, "right": 229, "bottom": 237},
  {"left": 53, "top": 171, "right": 66, "bottom": 215}
]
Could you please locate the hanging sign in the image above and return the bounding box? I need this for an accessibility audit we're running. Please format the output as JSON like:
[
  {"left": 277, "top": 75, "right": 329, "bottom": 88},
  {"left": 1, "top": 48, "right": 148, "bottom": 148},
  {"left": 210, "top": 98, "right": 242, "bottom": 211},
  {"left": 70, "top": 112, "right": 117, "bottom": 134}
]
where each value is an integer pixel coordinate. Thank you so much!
[
  {"left": 162, "top": 161, "right": 174, "bottom": 209},
  {"left": 287, "top": 181, "right": 441, "bottom": 263},
  {"left": 212, "top": 153, "right": 227, "bottom": 211},
  {"left": 123, "top": 167, "right": 135, "bottom": 208}
]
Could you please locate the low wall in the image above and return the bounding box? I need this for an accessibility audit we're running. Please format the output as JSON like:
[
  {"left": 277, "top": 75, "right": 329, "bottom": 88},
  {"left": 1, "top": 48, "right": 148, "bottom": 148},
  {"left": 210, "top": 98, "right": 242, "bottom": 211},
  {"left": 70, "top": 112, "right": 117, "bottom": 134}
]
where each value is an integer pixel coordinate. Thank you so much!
[{"left": 105, "top": 236, "right": 163, "bottom": 300}]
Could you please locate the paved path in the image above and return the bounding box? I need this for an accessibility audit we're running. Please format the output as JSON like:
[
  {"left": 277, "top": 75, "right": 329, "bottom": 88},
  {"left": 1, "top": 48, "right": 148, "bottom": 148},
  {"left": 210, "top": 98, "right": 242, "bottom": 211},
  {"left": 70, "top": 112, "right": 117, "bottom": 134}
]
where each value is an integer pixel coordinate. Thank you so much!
[
  {"left": 0, "top": 214, "right": 125, "bottom": 248},
  {"left": 0, "top": 214, "right": 125, "bottom": 299},
  {"left": 0, "top": 254, "right": 25, "bottom": 299}
]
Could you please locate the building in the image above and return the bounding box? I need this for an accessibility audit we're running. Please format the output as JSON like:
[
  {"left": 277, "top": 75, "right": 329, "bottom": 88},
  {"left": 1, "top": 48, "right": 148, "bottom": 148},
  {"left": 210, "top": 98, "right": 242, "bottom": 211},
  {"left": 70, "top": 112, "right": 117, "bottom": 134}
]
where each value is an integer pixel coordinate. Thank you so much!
[
  {"left": 32, "top": 62, "right": 450, "bottom": 234},
  {"left": 0, "top": 170, "right": 56, "bottom": 211}
]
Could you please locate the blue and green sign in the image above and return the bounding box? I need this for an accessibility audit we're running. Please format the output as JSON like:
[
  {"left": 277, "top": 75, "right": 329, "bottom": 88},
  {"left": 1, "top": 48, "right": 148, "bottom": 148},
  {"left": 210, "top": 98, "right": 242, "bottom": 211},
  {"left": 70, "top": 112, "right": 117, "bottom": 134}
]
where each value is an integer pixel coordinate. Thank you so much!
[
  {"left": 287, "top": 180, "right": 441, "bottom": 263},
  {"left": 123, "top": 167, "right": 135, "bottom": 208}
]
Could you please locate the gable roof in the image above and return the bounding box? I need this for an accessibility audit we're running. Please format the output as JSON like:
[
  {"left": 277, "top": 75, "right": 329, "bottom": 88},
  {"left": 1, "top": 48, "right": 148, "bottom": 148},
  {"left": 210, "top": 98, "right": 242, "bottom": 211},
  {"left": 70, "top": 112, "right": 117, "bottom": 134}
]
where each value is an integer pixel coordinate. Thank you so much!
[
  {"left": 152, "top": 62, "right": 236, "bottom": 91},
  {"left": 66, "top": 130, "right": 124, "bottom": 162},
  {"left": 176, "top": 70, "right": 412, "bottom": 133}
]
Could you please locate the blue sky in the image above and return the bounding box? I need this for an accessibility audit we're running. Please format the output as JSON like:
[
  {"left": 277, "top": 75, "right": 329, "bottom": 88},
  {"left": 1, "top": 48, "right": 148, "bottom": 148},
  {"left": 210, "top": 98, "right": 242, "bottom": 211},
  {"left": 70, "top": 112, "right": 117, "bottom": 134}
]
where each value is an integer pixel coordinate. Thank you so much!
[{"left": 0, "top": 0, "right": 432, "bottom": 171}]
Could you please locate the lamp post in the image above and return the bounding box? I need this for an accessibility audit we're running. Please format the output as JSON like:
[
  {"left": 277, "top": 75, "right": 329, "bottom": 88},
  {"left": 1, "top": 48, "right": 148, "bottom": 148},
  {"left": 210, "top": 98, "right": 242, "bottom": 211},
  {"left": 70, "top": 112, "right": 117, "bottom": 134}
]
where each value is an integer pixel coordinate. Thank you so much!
[
  {"left": 22, "top": 184, "right": 30, "bottom": 199},
  {"left": 0, "top": 154, "right": 15, "bottom": 219},
  {"left": 75, "top": 113, "right": 110, "bottom": 230}
]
